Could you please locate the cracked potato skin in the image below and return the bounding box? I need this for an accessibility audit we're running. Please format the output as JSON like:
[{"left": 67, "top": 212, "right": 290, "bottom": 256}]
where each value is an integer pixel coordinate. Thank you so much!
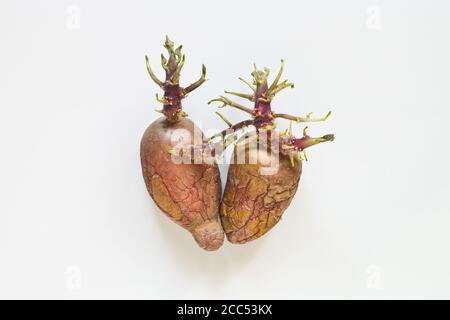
[
  {"left": 220, "top": 136, "right": 302, "bottom": 244},
  {"left": 141, "top": 117, "right": 224, "bottom": 250}
]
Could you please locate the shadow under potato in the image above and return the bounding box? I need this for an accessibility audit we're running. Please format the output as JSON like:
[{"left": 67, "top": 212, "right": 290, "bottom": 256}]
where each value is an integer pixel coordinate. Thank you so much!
[{"left": 150, "top": 199, "right": 264, "bottom": 270}]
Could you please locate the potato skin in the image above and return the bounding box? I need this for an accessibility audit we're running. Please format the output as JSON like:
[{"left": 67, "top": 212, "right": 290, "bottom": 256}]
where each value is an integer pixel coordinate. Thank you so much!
[
  {"left": 220, "top": 135, "right": 302, "bottom": 244},
  {"left": 140, "top": 117, "right": 224, "bottom": 250}
]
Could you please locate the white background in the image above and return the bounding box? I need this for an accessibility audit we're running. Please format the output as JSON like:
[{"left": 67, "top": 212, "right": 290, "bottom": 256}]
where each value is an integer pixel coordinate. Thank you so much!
[{"left": 1, "top": 0, "right": 449, "bottom": 299}]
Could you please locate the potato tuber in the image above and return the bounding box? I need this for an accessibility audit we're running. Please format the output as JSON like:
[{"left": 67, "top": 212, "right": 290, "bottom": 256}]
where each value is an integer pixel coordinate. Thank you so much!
[
  {"left": 209, "top": 61, "right": 334, "bottom": 244},
  {"left": 140, "top": 37, "right": 224, "bottom": 251}
]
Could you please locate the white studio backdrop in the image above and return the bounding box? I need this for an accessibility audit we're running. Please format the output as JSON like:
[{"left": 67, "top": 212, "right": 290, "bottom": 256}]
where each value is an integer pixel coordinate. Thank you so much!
[{"left": 0, "top": 0, "right": 449, "bottom": 299}]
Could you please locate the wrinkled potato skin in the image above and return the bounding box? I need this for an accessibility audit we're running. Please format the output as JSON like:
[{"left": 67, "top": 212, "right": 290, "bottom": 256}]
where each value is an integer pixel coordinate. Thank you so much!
[
  {"left": 140, "top": 117, "right": 224, "bottom": 251},
  {"left": 220, "top": 136, "right": 302, "bottom": 244}
]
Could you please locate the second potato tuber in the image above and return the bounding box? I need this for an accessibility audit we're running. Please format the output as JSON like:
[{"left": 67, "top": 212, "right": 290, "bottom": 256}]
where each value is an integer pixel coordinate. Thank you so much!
[{"left": 209, "top": 61, "right": 334, "bottom": 244}]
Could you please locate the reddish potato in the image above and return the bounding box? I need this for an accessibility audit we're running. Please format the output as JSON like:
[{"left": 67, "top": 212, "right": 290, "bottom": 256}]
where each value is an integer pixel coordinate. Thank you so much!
[{"left": 140, "top": 37, "right": 224, "bottom": 250}]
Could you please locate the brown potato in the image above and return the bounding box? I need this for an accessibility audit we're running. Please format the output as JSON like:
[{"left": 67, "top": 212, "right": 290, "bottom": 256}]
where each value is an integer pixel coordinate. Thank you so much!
[
  {"left": 210, "top": 61, "right": 333, "bottom": 244},
  {"left": 220, "top": 134, "right": 302, "bottom": 244}
]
